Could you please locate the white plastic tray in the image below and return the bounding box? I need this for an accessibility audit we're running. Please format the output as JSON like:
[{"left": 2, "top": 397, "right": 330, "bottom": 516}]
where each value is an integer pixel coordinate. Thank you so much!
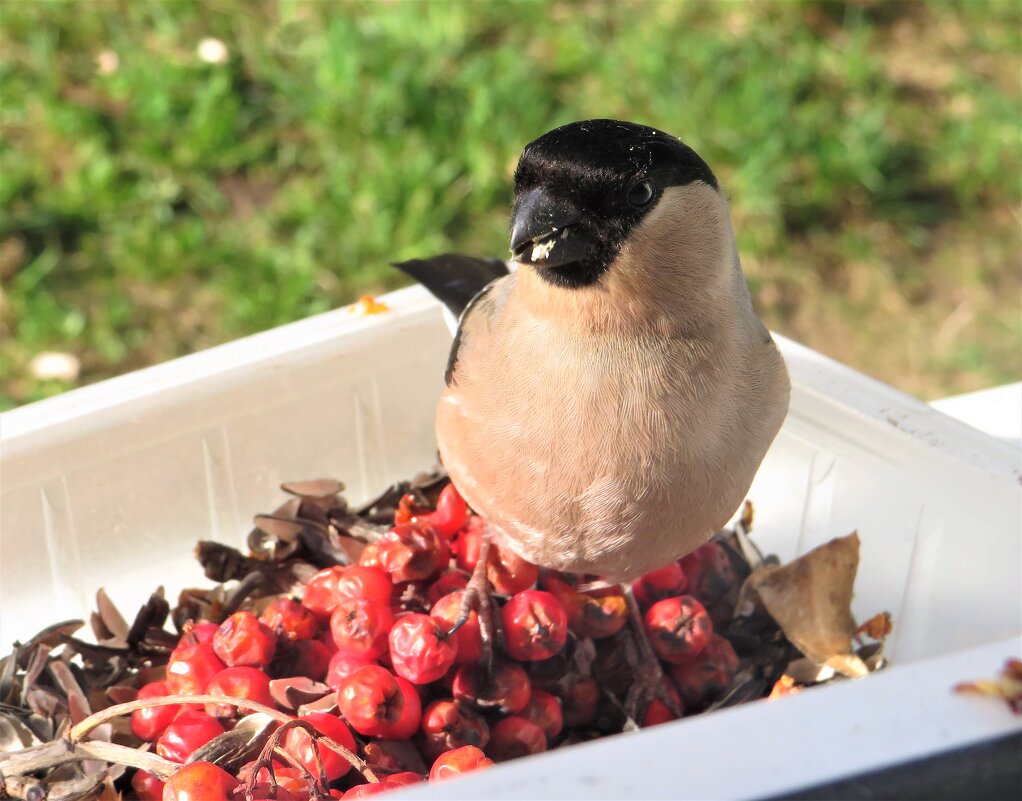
[{"left": 1, "top": 285, "right": 1019, "bottom": 798}]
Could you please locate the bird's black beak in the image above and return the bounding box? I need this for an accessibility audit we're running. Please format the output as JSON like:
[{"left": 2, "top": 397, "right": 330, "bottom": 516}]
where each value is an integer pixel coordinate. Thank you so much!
[{"left": 509, "top": 187, "right": 596, "bottom": 269}]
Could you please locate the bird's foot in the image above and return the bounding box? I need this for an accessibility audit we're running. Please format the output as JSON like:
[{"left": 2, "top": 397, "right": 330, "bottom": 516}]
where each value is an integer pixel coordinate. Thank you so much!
[
  {"left": 621, "top": 586, "right": 682, "bottom": 723},
  {"left": 447, "top": 530, "right": 499, "bottom": 673}
]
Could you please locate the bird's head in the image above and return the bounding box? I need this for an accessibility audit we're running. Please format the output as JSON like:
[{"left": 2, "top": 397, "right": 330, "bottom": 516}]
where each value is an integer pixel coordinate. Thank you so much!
[{"left": 510, "top": 120, "right": 742, "bottom": 332}]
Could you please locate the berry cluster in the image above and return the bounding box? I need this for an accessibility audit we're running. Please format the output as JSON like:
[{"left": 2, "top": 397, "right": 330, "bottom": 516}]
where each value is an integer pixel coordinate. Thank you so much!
[{"left": 132, "top": 483, "right": 745, "bottom": 799}]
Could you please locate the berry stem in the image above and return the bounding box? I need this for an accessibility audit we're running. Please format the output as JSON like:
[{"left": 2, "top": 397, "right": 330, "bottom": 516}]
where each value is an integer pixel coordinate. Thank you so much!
[
  {"left": 62, "top": 693, "right": 379, "bottom": 788},
  {"left": 0, "top": 737, "right": 181, "bottom": 782},
  {"left": 271, "top": 746, "right": 333, "bottom": 801},
  {"left": 68, "top": 694, "right": 293, "bottom": 742}
]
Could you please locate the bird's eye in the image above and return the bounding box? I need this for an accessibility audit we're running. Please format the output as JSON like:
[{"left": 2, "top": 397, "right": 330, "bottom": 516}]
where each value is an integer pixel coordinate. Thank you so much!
[{"left": 626, "top": 180, "right": 655, "bottom": 207}]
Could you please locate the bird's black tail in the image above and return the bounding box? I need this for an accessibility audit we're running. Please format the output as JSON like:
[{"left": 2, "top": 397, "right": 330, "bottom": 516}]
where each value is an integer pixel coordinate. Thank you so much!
[{"left": 392, "top": 253, "right": 509, "bottom": 318}]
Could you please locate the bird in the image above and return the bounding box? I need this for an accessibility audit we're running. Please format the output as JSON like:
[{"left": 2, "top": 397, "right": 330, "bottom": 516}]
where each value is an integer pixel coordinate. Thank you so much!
[{"left": 396, "top": 119, "right": 790, "bottom": 587}]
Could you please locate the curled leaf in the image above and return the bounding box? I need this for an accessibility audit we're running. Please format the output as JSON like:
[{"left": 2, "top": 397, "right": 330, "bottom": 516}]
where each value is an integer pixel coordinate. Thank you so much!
[{"left": 742, "top": 532, "right": 860, "bottom": 670}]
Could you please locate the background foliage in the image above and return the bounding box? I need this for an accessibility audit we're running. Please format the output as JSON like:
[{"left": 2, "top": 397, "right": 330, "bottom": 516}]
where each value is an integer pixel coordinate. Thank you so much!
[{"left": 2, "top": 0, "right": 1020, "bottom": 408}]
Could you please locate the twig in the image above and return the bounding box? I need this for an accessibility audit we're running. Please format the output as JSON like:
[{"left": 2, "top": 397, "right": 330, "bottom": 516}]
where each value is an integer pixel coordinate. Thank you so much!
[
  {"left": 0, "top": 738, "right": 180, "bottom": 782},
  {"left": 68, "top": 694, "right": 292, "bottom": 742},
  {"left": 4, "top": 694, "right": 378, "bottom": 792}
]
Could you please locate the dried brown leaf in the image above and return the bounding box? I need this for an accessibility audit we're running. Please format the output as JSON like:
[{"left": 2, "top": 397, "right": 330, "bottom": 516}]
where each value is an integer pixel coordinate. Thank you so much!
[
  {"left": 253, "top": 514, "right": 309, "bottom": 543},
  {"left": 49, "top": 661, "right": 92, "bottom": 724},
  {"left": 364, "top": 738, "right": 428, "bottom": 775},
  {"left": 125, "top": 588, "right": 169, "bottom": 647},
  {"left": 94, "top": 589, "right": 130, "bottom": 643},
  {"left": 104, "top": 684, "right": 138, "bottom": 706},
  {"left": 297, "top": 692, "right": 339, "bottom": 716},
  {"left": 855, "top": 611, "right": 893, "bottom": 642},
  {"left": 0, "top": 713, "right": 41, "bottom": 753},
  {"left": 742, "top": 532, "right": 860, "bottom": 666},
  {"left": 268, "top": 677, "right": 331, "bottom": 712},
  {"left": 18, "top": 621, "right": 84, "bottom": 660},
  {"left": 281, "top": 479, "right": 344, "bottom": 499}
]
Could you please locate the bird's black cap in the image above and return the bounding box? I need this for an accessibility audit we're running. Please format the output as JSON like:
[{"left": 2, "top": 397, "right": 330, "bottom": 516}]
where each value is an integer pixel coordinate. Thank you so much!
[
  {"left": 516, "top": 119, "right": 717, "bottom": 196},
  {"left": 510, "top": 120, "right": 718, "bottom": 289}
]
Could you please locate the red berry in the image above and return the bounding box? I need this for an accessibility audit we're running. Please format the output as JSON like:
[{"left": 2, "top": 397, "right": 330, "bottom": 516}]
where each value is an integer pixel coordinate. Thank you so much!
[
  {"left": 376, "top": 522, "right": 450, "bottom": 583},
  {"left": 388, "top": 772, "right": 424, "bottom": 785},
  {"left": 542, "top": 574, "right": 628, "bottom": 640},
  {"left": 679, "top": 541, "right": 737, "bottom": 605},
  {"left": 453, "top": 519, "right": 484, "bottom": 573},
  {"left": 425, "top": 570, "right": 470, "bottom": 606},
  {"left": 487, "top": 543, "right": 539, "bottom": 596},
  {"left": 260, "top": 597, "right": 320, "bottom": 641},
  {"left": 502, "top": 590, "right": 568, "bottom": 661},
  {"left": 641, "top": 680, "right": 685, "bottom": 727},
  {"left": 429, "top": 745, "right": 494, "bottom": 780},
  {"left": 156, "top": 710, "right": 226, "bottom": 763},
  {"left": 337, "top": 665, "right": 422, "bottom": 739},
  {"left": 131, "top": 681, "right": 181, "bottom": 742},
  {"left": 487, "top": 716, "right": 547, "bottom": 762},
  {"left": 162, "top": 761, "right": 237, "bottom": 800},
  {"left": 336, "top": 566, "right": 396, "bottom": 605},
  {"left": 387, "top": 675, "right": 424, "bottom": 740},
  {"left": 272, "top": 637, "right": 334, "bottom": 681},
  {"left": 388, "top": 614, "right": 457, "bottom": 684},
  {"left": 428, "top": 483, "right": 469, "bottom": 539},
  {"left": 643, "top": 595, "right": 713, "bottom": 664},
  {"left": 304, "top": 565, "right": 395, "bottom": 621},
  {"left": 452, "top": 661, "right": 531, "bottom": 715},
  {"left": 520, "top": 688, "right": 563, "bottom": 740},
  {"left": 213, "top": 611, "right": 278, "bottom": 668},
  {"left": 342, "top": 783, "right": 399, "bottom": 798},
  {"left": 131, "top": 769, "right": 165, "bottom": 800},
  {"left": 318, "top": 624, "right": 340, "bottom": 654},
  {"left": 669, "top": 633, "right": 739, "bottom": 710},
  {"left": 326, "top": 651, "right": 377, "bottom": 691},
  {"left": 302, "top": 566, "right": 348, "bottom": 619},
  {"left": 420, "top": 699, "right": 490, "bottom": 762},
  {"left": 393, "top": 492, "right": 427, "bottom": 526},
  {"left": 177, "top": 620, "right": 219, "bottom": 647},
  {"left": 430, "top": 591, "right": 482, "bottom": 664},
  {"left": 632, "top": 563, "right": 689, "bottom": 608},
  {"left": 357, "top": 542, "right": 383, "bottom": 569},
  {"left": 165, "top": 642, "right": 225, "bottom": 696},
  {"left": 203, "top": 666, "right": 274, "bottom": 719},
  {"left": 330, "top": 598, "right": 394, "bottom": 660},
  {"left": 560, "top": 677, "right": 600, "bottom": 728},
  {"left": 283, "top": 712, "right": 357, "bottom": 781},
  {"left": 363, "top": 739, "right": 410, "bottom": 774}
]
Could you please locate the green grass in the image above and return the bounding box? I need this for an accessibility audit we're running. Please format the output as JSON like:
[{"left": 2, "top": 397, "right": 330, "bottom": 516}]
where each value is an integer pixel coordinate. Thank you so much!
[{"left": 2, "top": 0, "right": 1020, "bottom": 408}]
